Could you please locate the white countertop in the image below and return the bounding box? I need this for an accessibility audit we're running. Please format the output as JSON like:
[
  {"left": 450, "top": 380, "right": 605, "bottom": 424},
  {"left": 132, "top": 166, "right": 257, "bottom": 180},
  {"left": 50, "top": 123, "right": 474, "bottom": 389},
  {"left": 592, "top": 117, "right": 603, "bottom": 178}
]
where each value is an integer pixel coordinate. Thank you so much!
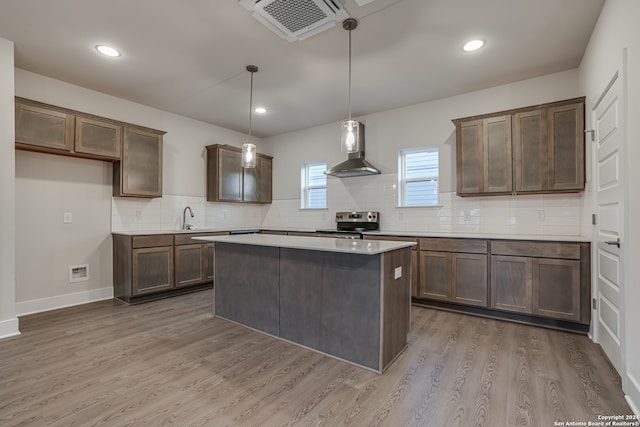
[
  {"left": 111, "top": 227, "right": 257, "bottom": 236},
  {"left": 363, "top": 231, "right": 591, "bottom": 242},
  {"left": 193, "top": 234, "right": 416, "bottom": 255},
  {"left": 111, "top": 227, "right": 590, "bottom": 243}
]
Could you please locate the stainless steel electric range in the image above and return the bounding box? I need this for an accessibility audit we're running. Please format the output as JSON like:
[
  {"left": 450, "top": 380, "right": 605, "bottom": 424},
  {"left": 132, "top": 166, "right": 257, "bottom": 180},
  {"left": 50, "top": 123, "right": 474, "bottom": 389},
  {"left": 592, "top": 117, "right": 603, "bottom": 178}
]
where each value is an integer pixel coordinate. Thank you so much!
[{"left": 315, "top": 211, "right": 379, "bottom": 239}]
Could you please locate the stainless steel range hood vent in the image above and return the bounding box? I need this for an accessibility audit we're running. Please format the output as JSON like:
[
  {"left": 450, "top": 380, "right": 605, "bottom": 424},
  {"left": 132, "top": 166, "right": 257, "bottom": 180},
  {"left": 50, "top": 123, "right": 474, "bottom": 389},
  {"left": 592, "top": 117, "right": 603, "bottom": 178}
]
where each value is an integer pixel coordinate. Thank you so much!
[{"left": 325, "top": 123, "right": 382, "bottom": 178}]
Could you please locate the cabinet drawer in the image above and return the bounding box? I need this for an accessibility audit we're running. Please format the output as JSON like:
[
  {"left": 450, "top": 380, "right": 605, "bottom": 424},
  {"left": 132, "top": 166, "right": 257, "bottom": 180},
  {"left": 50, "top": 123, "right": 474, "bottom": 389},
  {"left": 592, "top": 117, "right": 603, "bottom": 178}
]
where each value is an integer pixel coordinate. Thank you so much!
[
  {"left": 174, "top": 232, "right": 228, "bottom": 245},
  {"left": 132, "top": 235, "right": 174, "bottom": 248},
  {"left": 420, "top": 238, "right": 487, "bottom": 254},
  {"left": 490, "top": 240, "right": 580, "bottom": 260}
]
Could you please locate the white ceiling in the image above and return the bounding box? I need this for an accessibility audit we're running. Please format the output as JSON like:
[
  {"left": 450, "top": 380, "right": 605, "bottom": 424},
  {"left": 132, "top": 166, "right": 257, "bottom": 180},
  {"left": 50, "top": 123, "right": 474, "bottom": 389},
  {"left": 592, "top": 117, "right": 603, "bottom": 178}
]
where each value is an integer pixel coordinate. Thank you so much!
[{"left": 0, "top": 0, "right": 604, "bottom": 137}]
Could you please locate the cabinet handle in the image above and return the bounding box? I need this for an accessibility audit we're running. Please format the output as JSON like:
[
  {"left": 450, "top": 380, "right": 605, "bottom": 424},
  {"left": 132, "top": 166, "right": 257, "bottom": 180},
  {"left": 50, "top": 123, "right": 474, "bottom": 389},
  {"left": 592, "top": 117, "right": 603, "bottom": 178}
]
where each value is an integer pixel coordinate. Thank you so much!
[{"left": 605, "top": 238, "right": 620, "bottom": 248}]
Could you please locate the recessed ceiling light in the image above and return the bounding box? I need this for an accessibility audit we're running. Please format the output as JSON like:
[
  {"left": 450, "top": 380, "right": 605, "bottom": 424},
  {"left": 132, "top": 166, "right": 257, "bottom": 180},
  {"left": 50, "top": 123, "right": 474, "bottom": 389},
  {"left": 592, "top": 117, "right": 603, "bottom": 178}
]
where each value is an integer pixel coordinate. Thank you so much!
[
  {"left": 95, "top": 45, "right": 121, "bottom": 57},
  {"left": 463, "top": 39, "right": 484, "bottom": 52},
  {"left": 254, "top": 107, "right": 267, "bottom": 114}
]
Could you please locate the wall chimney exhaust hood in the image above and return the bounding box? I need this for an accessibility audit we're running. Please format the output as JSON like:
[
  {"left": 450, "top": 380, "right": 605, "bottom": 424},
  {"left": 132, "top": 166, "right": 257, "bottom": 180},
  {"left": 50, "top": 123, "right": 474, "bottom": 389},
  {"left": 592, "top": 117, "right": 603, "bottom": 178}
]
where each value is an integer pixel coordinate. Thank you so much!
[{"left": 325, "top": 123, "right": 382, "bottom": 178}]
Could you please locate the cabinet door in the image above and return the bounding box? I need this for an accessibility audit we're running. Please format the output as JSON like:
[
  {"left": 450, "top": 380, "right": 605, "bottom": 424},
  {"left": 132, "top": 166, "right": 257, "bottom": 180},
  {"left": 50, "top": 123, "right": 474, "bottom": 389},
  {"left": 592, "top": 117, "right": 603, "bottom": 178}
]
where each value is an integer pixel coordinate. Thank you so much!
[
  {"left": 533, "top": 258, "right": 581, "bottom": 321},
  {"left": 514, "top": 109, "right": 547, "bottom": 192},
  {"left": 490, "top": 255, "right": 532, "bottom": 314},
  {"left": 243, "top": 164, "right": 258, "bottom": 202},
  {"left": 118, "top": 127, "right": 163, "bottom": 197},
  {"left": 456, "top": 119, "right": 484, "bottom": 194},
  {"left": 15, "top": 101, "right": 74, "bottom": 152},
  {"left": 452, "top": 253, "right": 488, "bottom": 307},
  {"left": 547, "top": 102, "right": 585, "bottom": 191},
  {"left": 132, "top": 246, "right": 173, "bottom": 295},
  {"left": 419, "top": 251, "right": 451, "bottom": 301},
  {"left": 258, "top": 156, "right": 273, "bottom": 203},
  {"left": 175, "top": 244, "right": 206, "bottom": 288},
  {"left": 218, "top": 148, "right": 243, "bottom": 201},
  {"left": 483, "top": 115, "right": 512, "bottom": 193},
  {"left": 75, "top": 117, "right": 122, "bottom": 159}
]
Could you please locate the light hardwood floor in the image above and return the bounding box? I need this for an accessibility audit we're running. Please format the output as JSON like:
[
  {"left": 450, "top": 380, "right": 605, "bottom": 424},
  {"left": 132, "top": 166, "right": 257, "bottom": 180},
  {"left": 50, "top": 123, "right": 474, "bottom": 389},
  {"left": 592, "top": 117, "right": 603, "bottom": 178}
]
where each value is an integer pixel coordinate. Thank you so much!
[{"left": 0, "top": 290, "right": 632, "bottom": 426}]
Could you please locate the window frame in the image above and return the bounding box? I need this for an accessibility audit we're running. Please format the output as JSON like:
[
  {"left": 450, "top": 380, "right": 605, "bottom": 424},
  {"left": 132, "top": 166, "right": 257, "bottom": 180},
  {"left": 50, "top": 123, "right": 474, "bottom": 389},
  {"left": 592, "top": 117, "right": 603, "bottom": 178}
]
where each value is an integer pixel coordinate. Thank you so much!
[
  {"left": 300, "top": 160, "right": 327, "bottom": 209},
  {"left": 398, "top": 145, "right": 439, "bottom": 207}
]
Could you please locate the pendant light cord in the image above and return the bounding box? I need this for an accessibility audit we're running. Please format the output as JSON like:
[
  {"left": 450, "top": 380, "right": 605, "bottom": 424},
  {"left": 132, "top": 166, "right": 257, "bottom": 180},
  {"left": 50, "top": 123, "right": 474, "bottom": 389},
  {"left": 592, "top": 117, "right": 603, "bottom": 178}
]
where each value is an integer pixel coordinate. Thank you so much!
[
  {"left": 249, "top": 70, "right": 254, "bottom": 142},
  {"left": 348, "top": 27, "right": 352, "bottom": 122}
]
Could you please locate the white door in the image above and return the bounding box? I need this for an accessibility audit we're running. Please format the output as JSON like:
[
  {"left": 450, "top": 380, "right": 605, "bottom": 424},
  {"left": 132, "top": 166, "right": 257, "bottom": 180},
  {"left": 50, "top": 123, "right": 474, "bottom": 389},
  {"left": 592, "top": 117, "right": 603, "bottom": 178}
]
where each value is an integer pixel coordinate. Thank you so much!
[{"left": 592, "top": 71, "right": 625, "bottom": 374}]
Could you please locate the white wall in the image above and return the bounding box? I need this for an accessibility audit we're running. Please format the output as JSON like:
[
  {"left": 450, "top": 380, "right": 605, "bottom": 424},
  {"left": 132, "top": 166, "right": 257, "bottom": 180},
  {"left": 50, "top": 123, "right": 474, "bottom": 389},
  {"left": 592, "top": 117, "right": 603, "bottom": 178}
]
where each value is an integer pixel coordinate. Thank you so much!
[
  {"left": 13, "top": 69, "right": 262, "bottom": 314},
  {"left": 579, "top": 0, "right": 640, "bottom": 415},
  {"left": 262, "top": 70, "right": 587, "bottom": 238},
  {"left": 0, "top": 38, "right": 18, "bottom": 338}
]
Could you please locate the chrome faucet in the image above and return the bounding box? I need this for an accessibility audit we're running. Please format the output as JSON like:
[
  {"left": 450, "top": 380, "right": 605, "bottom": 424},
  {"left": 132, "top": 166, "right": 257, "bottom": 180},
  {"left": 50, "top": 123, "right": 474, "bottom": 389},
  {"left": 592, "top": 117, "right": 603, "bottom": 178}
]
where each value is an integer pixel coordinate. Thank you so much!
[{"left": 183, "top": 206, "right": 194, "bottom": 230}]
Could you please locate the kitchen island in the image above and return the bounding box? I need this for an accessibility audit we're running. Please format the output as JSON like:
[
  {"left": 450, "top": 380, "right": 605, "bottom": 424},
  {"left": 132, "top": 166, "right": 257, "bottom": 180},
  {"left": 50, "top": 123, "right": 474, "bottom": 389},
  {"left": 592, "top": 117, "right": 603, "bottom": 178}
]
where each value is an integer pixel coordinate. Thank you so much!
[{"left": 194, "top": 234, "right": 415, "bottom": 373}]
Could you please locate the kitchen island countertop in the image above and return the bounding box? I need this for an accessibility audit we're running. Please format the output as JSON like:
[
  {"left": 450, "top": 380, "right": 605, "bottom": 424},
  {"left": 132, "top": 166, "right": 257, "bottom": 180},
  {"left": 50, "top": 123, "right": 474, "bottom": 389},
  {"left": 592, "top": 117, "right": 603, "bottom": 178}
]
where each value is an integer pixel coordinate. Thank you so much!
[{"left": 193, "top": 233, "right": 416, "bottom": 255}]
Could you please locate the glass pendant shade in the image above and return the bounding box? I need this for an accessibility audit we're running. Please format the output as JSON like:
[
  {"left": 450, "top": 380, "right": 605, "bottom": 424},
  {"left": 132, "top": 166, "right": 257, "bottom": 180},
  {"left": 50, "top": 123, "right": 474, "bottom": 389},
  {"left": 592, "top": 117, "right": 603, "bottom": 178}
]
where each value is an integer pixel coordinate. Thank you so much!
[
  {"left": 341, "top": 119, "right": 360, "bottom": 153},
  {"left": 241, "top": 142, "right": 256, "bottom": 168}
]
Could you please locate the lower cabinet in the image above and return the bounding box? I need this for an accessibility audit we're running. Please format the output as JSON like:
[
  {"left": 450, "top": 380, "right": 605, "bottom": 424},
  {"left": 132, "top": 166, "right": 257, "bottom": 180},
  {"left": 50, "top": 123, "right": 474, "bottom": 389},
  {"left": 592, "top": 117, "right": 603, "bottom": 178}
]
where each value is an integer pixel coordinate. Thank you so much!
[
  {"left": 132, "top": 246, "right": 174, "bottom": 295},
  {"left": 114, "top": 232, "right": 225, "bottom": 303},
  {"left": 174, "top": 244, "right": 207, "bottom": 288},
  {"left": 413, "top": 236, "right": 590, "bottom": 331},
  {"left": 491, "top": 242, "right": 582, "bottom": 322},
  {"left": 419, "top": 238, "right": 488, "bottom": 307}
]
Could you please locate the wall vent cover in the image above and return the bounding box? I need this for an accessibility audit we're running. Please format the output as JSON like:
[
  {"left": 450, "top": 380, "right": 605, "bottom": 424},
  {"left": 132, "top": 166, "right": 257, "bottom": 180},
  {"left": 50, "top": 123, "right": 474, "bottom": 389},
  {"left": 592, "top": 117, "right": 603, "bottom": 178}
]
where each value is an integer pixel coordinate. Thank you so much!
[{"left": 239, "top": 0, "right": 349, "bottom": 42}]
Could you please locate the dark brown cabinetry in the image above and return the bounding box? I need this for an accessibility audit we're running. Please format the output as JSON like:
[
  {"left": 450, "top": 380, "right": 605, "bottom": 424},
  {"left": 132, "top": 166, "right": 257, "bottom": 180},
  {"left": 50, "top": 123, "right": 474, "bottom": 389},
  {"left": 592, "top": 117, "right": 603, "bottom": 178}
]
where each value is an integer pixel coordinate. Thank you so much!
[
  {"left": 419, "top": 238, "right": 488, "bottom": 307},
  {"left": 174, "top": 233, "right": 225, "bottom": 288},
  {"left": 132, "top": 246, "right": 174, "bottom": 295},
  {"left": 15, "top": 97, "right": 165, "bottom": 198},
  {"left": 113, "top": 127, "right": 164, "bottom": 198},
  {"left": 456, "top": 116, "right": 513, "bottom": 195},
  {"left": 15, "top": 99, "right": 74, "bottom": 152},
  {"left": 127, "top": 235, "right": 174, "bottom": 296},
  {"left": 114, "top": 232, "right": 225, "bottom": 304},
  {"left": 75, "top": 116, "right": 122, "bottom": 159},
  {"left": 16, "top": 97, "right": 122, "bottom": 160},
  {"left": 454, "top": 97, "right": 585, "bottom": 196},
  {"left": 490, "top": 240, "right": 586, "bottom": 323},
  {"left": 206, "top": 144, "right": 272, "bottom": 203}
]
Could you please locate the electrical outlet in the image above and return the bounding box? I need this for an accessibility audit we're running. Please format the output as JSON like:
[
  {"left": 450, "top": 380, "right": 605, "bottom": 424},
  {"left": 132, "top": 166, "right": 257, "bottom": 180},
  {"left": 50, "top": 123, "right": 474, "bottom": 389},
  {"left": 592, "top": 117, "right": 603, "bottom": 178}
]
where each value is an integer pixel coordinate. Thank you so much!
[
  {"left": 394, "top": 267, "right": 402, "bottom": 279},
  {"left": 63, "top": 212, "right": 73, "bottom": 224},
  {"left": 463, "top": 210, "right": 471, "bottom": 221}
]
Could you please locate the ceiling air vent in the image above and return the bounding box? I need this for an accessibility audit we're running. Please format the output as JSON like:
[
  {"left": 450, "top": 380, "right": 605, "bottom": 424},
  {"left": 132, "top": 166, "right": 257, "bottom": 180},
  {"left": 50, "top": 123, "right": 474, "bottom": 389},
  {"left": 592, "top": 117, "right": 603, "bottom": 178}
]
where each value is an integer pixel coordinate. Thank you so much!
[{"left": 239, "top": 0, "right": 349, "bottom": 42}]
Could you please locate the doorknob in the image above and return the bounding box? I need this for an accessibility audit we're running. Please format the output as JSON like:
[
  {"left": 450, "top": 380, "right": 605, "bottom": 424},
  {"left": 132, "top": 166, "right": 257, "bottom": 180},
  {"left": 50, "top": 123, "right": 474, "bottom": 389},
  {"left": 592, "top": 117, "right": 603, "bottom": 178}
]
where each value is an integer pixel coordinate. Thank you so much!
[{"left": 605, "top": 238, "right": 621, "bottom": 248}]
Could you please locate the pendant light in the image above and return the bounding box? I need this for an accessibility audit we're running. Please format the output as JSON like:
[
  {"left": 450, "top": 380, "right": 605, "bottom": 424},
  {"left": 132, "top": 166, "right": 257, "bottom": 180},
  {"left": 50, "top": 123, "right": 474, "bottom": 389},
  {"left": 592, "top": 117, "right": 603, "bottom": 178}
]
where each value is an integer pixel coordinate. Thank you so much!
[
  {"left": 242, "top": 65, "right": 258, "bottom": 168},
  {"left": 341, "top": 18, "right": 360, "bottom": 153}
]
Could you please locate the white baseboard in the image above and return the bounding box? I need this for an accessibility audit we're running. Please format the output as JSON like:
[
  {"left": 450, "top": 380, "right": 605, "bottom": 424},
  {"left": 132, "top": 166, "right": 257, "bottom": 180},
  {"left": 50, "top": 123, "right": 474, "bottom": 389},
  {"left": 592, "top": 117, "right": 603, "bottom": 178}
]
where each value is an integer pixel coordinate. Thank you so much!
[
  {"left": 626, "top": 394, "right": 639, "bottom": 417},
  {"left": 16, "top": 287, "right": 114, "bottom": 316},
  {"left": 0, "top": 317, "right": 20, "bottom": 339}
]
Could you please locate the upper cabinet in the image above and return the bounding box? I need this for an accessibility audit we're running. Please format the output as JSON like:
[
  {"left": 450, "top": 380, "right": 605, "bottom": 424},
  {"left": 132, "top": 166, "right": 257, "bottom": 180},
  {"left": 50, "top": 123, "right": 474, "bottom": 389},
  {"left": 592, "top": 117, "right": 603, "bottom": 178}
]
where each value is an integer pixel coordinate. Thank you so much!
[
  {"left": 206, "top": 144, "right": 272, "bottom": 204},
  {"left": 16, "top": 97, "right": 122, "bottom": 160},
  {"left": 15, "top": 97, "right": 165, "bottom": 198},
  {"left": 75, "top": 116, "right": 122, "bottom": 159},
  {"left": 113, "top": 127, "right": 164, "bottom": 198},
  {"left": 15, "top": 100, "right": 75, "bottom": 152},
  {"left": 453, "top": 97, "right": 585, "bottom": 196}
]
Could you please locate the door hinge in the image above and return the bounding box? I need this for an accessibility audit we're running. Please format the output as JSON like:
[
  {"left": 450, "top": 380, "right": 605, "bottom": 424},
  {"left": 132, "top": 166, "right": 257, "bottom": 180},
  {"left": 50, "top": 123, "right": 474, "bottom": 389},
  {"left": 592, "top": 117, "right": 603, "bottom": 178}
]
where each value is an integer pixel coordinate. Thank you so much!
[
  {"left": 593, "top": 298, "right": 597, "bottom": 310},
  {"left": 592, "top": 214, "right": 596, "bottom": 225}
]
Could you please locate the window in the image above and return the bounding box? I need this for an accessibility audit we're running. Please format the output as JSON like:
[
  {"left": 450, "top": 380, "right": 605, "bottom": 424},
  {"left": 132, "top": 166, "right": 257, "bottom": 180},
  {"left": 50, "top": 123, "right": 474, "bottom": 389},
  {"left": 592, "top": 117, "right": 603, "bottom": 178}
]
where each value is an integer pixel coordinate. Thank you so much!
[
  {"left": 301, "top": 161, "right": 327, "bottom": 209},
  {"left": 398, "top": 146, "right": 439, "bottom": 207}
]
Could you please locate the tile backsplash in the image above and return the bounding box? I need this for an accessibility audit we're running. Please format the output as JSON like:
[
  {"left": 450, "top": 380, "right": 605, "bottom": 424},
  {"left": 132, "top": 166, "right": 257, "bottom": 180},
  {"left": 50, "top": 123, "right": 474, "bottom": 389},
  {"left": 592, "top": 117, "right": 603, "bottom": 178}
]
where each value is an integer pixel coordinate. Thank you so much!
[
  {"left": 111, "top": 194, "right": 266, "bottom": 232},
  {"left": 112, "top": 173, "right": 590, "bottom": 239}
]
